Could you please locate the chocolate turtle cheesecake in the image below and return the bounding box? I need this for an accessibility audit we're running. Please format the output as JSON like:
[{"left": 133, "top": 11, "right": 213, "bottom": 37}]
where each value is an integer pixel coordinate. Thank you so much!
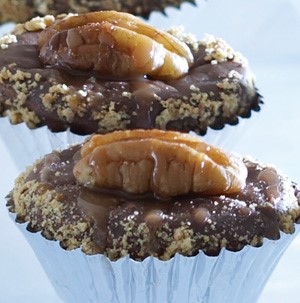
[
  {"left": 0, "top": 11, "right": 261, "bottom": 136},
  {"left": 7, "top": 130, "right": 300, "bottom": 261},
  {"left": 0, "top": 0, "right": 195, "bottom": 23}
]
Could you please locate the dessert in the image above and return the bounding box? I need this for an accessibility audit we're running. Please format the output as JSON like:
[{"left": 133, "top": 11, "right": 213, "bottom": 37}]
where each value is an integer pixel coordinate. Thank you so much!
[
  {"left": 6, "top": 130, "right": 300, "bottom": 303},
  {"left": 8, "top": 130, "right": 300, "bottom": 260},
  {"left": 0, "top": 12, "right": 261, "bottom": 136},
  {"left": 0, "top": 0, "right": 195, "bottom": 23}
]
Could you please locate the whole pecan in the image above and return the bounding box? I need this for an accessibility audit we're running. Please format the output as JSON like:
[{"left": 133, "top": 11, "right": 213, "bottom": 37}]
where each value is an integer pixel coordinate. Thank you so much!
[
  {"left": 38, "top": 11, "right": 194, "bottom": 79},
  {"left": 73, "top": 130, "right": 247, "bottom": 197}
]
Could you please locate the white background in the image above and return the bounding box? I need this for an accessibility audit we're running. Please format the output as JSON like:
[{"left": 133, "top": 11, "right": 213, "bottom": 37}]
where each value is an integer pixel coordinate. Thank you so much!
[{"left": 1, "top": 0, "right": 300, "bottom": 302}]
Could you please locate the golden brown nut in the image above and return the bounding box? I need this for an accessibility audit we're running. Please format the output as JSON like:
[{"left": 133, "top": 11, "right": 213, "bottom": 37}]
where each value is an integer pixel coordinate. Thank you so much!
[
  {"left": 73, "top": 130, "right": 247, "bottom": 197},
  {"left": 38, "top": 11, "right": 193, "bottom": 80}
]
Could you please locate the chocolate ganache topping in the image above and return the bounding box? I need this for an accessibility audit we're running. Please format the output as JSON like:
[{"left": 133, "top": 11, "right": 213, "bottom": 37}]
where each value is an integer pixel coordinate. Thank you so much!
[
  {"left": 0, "top": 13, "right": 261, "bottom": 135},
  {"left": 7, "top": 130, "right": 300, "bottom": 261}
]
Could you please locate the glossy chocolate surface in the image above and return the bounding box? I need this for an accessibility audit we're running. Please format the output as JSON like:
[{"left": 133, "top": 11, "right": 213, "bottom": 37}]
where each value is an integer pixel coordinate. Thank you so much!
[
  {"left": 8, "top": 143, "right": 300, "bottom": 260},
  {"left": 0, "top": 27, "right": 261, "bottom": 135}
]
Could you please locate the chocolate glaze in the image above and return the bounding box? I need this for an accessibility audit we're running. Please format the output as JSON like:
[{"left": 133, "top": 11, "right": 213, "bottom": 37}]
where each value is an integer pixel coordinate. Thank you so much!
[
  {"left": 0, "top": 29, "right": 262, "bottom": 135},
  {"left": 8, "top": 144, "right": 300, "bottom": 260}
]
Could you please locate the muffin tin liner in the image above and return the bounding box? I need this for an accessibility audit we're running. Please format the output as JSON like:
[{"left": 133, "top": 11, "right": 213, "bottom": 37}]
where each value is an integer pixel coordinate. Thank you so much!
[{"left": 11, "top": 213, "right": 299, "bottom": 303}]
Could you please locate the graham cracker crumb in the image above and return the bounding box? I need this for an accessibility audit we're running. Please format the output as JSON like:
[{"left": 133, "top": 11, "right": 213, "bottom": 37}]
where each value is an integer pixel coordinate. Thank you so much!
[
  {"left": 167, "top": 26, "right": 199, "bottom": 52},
  {"left": 0, "top": 65, "right": 41, "bottom": 127},
  {"left": 24, "top": 15, "right": 55, "bottom": 32},
  {"left": 13, "top": 15, "right": 55, "bottom": 34},
  {"left": 221, "top": 92, "right": 242, "bottom": 117},
  {"left": 155, "top": 90, "right": 223, "bottom": 130},
  {"left": 42, "top": 84, "right": 70, "bottom": 110},
  {"left": 10, "top": 167, "right": 93, "bottom": 253},
  {"left": 200, "top": 34, "right": 246, "bottom": 65},
  {"left": 0, "top": 34, "right": 17, "bottom": 49},
  {"left": 162, "top": 225, "right": 194, "bottom": 260},
  {"left": 92, "top": 101, "right": 131, "bottom": 133}
]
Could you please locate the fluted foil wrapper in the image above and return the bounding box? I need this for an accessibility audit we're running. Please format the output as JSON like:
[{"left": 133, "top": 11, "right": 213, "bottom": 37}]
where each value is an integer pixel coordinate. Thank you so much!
[
  {"left": 0, "top": 118, "right": 245, "bottom": 173},
  {"left": 12, "top": 215, "right": 299, "bottom": 303},
  {"left": 0, "top": 119, "right": 88, "bottom": 172}
]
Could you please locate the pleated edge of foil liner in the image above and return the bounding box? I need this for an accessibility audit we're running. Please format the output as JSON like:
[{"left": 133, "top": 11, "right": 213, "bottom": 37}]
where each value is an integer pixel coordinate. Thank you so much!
[
  {"left": 8, "top": 211, "right": 300, "bottom": 303},
  {"left": 0, "top": 117, "right": 247, "bottom": 173},
  {"left": 0, "top": 118, "right": 89, "bottom": 172}
]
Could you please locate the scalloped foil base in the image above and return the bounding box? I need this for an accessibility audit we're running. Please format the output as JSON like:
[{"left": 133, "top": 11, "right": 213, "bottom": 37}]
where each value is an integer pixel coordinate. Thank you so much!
[
  {"left": 11, "top": 213, "right": 299, "bottom": 303},
  {"left": 0, "top": 118, "right": 245, "bottom": 173}
]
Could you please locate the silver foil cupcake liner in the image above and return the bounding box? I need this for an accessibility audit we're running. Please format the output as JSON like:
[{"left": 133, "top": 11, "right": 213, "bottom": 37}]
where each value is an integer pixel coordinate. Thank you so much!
[
  {"left": 0, "top": 119, "right": 88, "bottom": 172},
  {"left": 0, "top": 118, "right": 246, "bottom": 173},
  {"left": 13, "top": 215, "right": 300, "bottom": 303}
]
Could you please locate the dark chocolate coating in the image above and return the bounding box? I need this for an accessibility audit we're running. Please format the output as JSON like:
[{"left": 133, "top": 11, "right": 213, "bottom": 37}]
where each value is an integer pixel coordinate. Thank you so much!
[
  {"left": 0, "top": 0, "right": 195, "bottom": 23},
  {"left": 7, "top": 144, "right": 300, "bottom": 261},
  {"left": 0, "top": 22, "right": 262, "bottom": 135}
]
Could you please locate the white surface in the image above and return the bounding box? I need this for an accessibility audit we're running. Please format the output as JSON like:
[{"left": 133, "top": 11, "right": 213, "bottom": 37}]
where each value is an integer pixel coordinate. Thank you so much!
[{"left": 1, "top": 0, "right": 300, "bottom": 302}]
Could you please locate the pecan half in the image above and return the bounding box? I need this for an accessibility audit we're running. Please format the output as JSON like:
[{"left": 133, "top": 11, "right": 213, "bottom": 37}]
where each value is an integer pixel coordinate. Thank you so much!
[
  {"left": 73, "top": 130, "right": 247, "bottom": 197},
  {"left": 38, "top": 11, "right": 193, "bottom": 80}
]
